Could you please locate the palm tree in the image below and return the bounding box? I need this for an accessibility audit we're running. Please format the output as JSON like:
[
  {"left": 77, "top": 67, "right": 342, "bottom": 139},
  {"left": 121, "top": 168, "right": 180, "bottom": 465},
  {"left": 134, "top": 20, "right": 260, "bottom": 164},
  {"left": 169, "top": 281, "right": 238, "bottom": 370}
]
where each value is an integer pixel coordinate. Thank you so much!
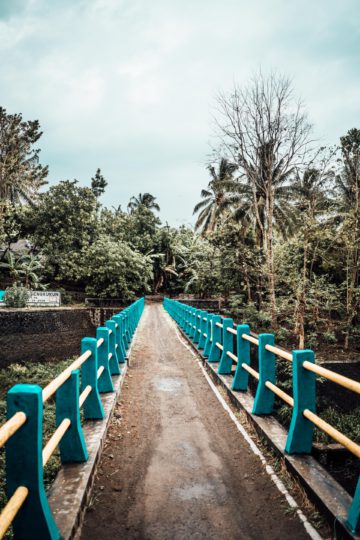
[
  {"left": 127, "top": 193, "right": 160, "bottom": 213},
  {"left": 0, "top": 252, "right": 44, "bottom": 288},
  {"left": 290, "top": 168, "right": 333, "bottom": 347},
  {"left": 334, "top": 128, "right": 360, "bottom": 348},
  {"left": 194, "top": 157, "right": 297, "bottom": 240},
  {"left": 0, "top": 108, "right": 48, "bottom": 205},
  {"left": 0, "top": 175, "right": 47, "bottom": 206},
  {"left": 111, "top": 204, "right": 123, "bottom": 216},
  {"left": 193, "top": 158, "right": 239, "bottom": 235},
  {"left": 230, "top": 181, "right": 298, "bottom": 244}
]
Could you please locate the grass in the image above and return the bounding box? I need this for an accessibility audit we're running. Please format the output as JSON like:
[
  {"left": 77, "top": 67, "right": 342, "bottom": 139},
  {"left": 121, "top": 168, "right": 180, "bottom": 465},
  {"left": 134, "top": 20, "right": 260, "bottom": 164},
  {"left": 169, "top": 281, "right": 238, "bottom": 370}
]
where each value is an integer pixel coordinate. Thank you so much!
[{"left": 276, "top": 401, "right": 360, "bottom": 445}]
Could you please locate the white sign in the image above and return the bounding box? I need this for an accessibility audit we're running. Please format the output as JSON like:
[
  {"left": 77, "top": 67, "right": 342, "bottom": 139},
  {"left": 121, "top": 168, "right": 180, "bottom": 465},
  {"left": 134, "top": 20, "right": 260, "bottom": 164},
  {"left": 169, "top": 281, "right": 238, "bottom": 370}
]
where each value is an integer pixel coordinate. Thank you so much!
[{"left": 28, "top": 291, "right": 61, "bottom": 307}]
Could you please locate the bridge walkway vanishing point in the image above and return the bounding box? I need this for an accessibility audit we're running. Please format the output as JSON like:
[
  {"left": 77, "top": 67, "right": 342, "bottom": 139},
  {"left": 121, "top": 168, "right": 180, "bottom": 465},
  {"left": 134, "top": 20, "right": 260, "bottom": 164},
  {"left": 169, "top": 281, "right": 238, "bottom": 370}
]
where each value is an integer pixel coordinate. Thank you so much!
[{"left": 80, "top": 302, "right": 315, "bottom": 540}]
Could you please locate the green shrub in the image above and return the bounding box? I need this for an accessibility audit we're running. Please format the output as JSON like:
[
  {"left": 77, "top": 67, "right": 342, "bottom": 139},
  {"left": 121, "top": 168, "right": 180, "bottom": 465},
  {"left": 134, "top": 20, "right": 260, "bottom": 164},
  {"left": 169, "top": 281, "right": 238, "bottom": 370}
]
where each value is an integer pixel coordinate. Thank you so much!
[
  {"left": 276, "top": 326, "right": 290, "bottom": 344},
  {"left": 57, "top": 288, "right": 73, "bottom": 305},
  {"left": 322, "top": 331, "right": 337, "bottom": 344},
  {"left": 306, "top": 331, "right": 319, "bottom": 349},
  {"left": 4, "top": 284, "right": 30, "bottom": 308}
]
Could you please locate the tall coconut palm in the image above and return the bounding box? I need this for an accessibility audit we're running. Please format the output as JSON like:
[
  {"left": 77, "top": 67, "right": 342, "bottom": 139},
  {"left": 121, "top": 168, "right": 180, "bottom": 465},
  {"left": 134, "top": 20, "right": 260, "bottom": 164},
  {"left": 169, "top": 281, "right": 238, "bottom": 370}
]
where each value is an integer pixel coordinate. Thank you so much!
[
  {"left": 334, "top": 128, "right": 360, "bottom": 348},
  {"left": 0, "top": 107, "right": 48, "bottom": 205},
  {"left": 193, "top": 158, "right": 239, "bottom": 235},
  {"left": 230, "top": 180, "right": 298, "bottom": 245},
  {"left": 127, "top": 193, "right": 160, "bottom": 213},
  {"left": 289, "top": 167, "right": 333, "bottom": 347}
]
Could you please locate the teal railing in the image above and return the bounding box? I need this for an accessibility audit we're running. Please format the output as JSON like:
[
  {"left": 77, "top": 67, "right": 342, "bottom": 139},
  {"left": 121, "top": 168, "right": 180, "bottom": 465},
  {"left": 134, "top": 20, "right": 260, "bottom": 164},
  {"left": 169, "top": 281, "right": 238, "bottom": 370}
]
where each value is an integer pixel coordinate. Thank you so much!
[
  {"left": 163, "top": 297, "right": 360, "bottom": 535},
  {"left": 0, "top": 297, "right": 144, "bottom": 539}
]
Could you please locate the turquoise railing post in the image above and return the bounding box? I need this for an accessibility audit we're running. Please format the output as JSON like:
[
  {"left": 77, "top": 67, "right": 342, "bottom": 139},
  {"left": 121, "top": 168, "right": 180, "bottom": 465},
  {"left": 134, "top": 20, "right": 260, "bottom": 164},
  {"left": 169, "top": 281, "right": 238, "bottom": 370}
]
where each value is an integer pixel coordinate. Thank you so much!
[
  {"left": 81, "top": 337, "right": 104, "bottom": 419},
  {"left": 208, "top": 315, "right": 222, "bottom": 362},
  {"left": 124, "top": 310, "right": 131, "bottom": 347},
  {"left": 128, "top": 308, "right": 133, "bottom": 339},
  {"left": 176, "top": 301, "right": 180, "bottom": 325},
  {"left": 218, "top": 318, "right": 234, "bottom": 374},
  {"left": 193, "top": 310, "right": 202, "bottom": 345},
  {"left": 121, "top": 311, "right": 127, "bottom": 349},
  {"left": 285, "top": 350, "right": 316, "bottom": 454},
  {"left": 184, "top": 307, "right": 191, "bottom": 336},
  {"left": 120, "top": 312, "right": 128, "bottom": 359},
  {"left": 130, "top": 308, "right": 135, "bottom": 337},
  {"left": 106, "top": 320, "right": 121, "bottom": 375},
  {"left": 113, "top": 314, "right": 126, "bottom": 363},
  {"left": 252, "top": 333, "right": 276, "bottom": 414},
  {"left": 232, "top": 324, "right": 251, "bottom": 390},
  {"left": 193, "top": 309, "right": 198, "bottom": 340},
  {"left": 188, "top": 307, "right": 194, "bottom": 337},
  {"left": 6, "top": 384, "right": 60, "bottom": 540},
  {"left": 189, "top": 307, "right": 196, "bottom": 340},
  {"left": 198, "top": 311, "right": 208, "bottom": 350},
  {"left": 56, "top": 370, "right": 88, "bottom": 462},
  {"left": 192, "top": 308, "right": 198, "bottom": 340},
  {"left": 347, "top": 477, "right": 360, "bottom": 534},
  {"left": 180, "top": 303, "right": 186, "bottom": 330},
  {"left": 121, "top": 310, "right": 128, "bottom": 348},
  {"left": 203, "top": 314, "right": 213, "bottom": 358},
  {"left": 96, "top": 327, "right": 114, "bottom": 392},
  {"left": 132, "top": 303, "right": 137, "bottom": 331},
  {"left": 187, "top": 306, "right": 192, "bottom": 336}
]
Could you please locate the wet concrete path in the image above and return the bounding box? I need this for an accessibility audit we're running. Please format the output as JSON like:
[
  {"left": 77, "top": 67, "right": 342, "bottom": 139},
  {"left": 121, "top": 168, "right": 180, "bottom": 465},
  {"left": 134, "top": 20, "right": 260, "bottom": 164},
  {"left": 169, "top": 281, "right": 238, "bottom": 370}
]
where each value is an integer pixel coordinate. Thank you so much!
[{"left": 80, "top": 303, "right": 310, "bottom": 540}]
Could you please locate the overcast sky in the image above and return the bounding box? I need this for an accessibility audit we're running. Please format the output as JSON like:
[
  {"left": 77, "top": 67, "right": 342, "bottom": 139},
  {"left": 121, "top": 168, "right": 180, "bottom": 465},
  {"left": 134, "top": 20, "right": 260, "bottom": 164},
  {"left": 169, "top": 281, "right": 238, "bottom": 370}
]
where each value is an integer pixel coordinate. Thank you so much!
[{"left": 0, "top": 0, "right": 359, "bottom": 225}]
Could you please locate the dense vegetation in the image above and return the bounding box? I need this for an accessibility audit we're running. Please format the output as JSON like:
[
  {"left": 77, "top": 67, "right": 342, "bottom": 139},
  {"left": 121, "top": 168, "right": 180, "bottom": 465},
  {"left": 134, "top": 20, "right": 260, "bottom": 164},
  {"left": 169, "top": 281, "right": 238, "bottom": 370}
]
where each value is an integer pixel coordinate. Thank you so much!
[{"left": 1, "top": 73, "right": 360, "bottom": 354}]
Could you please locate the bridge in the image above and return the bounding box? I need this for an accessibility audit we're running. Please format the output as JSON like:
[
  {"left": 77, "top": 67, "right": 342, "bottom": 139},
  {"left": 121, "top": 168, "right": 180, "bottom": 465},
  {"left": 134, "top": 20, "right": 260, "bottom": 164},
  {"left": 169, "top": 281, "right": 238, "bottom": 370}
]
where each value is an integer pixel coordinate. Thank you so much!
[{"left": 0, "top": 298, "right": 359, "bottom": 539}]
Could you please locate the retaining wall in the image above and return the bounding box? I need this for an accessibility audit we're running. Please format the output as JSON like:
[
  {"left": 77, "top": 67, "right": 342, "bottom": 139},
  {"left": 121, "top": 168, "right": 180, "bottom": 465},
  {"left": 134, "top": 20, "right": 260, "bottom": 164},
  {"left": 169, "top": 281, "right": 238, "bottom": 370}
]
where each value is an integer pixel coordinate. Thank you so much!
[{"left": 0, "top": 307, "right": 124, "bottom": 367}]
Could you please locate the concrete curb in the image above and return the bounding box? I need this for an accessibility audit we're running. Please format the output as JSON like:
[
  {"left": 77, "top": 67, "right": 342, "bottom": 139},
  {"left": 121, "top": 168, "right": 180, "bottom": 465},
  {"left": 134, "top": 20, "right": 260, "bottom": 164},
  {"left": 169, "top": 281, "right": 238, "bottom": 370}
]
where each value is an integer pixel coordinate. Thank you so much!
[
  {"left": 175, "top": 324, "right": 359, "bottom": 540},
  {"left": 48, "top": 330, "right": 138, "bottom": 540}
]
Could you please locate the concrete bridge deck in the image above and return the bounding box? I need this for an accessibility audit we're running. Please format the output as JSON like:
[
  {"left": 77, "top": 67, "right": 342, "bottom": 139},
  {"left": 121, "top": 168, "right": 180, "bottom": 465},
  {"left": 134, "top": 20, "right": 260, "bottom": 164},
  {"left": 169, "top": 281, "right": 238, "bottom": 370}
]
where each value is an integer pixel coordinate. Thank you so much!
[{"left": 80, "top": 303, "right": 314, "bottom": 540}]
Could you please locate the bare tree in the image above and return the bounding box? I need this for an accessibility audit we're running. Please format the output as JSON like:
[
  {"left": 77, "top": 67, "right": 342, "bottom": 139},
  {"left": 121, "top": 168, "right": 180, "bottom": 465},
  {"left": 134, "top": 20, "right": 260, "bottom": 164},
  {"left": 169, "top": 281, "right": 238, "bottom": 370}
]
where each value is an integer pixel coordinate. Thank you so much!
[{"left": 215, "top": 72, "right": 313, "bottom": 327}]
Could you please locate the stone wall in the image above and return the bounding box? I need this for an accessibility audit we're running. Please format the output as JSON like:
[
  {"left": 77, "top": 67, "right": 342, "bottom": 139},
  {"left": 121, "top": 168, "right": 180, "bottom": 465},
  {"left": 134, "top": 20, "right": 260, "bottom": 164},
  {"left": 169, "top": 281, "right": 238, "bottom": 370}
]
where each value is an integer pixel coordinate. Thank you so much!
[{"left": 0, "top": 306, "right": 124, "bottom": 367}]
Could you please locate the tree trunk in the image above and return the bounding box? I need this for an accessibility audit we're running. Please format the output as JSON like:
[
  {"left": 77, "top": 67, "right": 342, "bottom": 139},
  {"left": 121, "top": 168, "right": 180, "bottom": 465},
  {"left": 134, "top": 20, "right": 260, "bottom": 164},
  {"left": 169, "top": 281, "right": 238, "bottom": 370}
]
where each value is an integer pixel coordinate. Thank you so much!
[
  {"left": 294, "top": 236, "right": 308, "bottom": 349},
  {"left": 344, "top": 183, "right": 360, "bottom": 350},
  {"left": 265, "top": 193, "right": 277, "bottom": 329},
  {"left": 244, "top": 267, "right": 252, "bottom": 303},
  {"left": 344, "top": 252, "right": 358, "bottom": 350}
]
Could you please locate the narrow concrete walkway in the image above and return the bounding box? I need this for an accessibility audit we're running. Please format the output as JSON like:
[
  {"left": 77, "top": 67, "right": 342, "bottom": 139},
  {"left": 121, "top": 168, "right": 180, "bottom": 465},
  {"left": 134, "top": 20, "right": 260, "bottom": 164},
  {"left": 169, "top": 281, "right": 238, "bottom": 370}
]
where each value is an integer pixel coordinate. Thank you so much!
[{"left": 80, "top": 303, "right": 310, "bottom": 540}]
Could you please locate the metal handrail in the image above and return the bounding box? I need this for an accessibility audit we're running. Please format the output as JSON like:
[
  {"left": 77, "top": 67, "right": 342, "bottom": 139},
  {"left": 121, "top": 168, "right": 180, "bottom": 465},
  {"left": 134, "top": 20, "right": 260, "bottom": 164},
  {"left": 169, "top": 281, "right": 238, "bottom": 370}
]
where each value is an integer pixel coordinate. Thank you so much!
[
  {"left": 265, "top": 344, "right": 292, "bottom": 362},
  {"left": 303, "top": 361, "right": 360, "bottom": 394},
  {"left": 42, "top": 350, "right": 92, "bottom": 403},
  {"left": 42, "top": 419, "right": 71, "bottom": 466},
  {"left": 242, "top": 334, "right": 259, "bottom": 345},
  {"left": 303, "top": 409, "right": 360, "bottom": 458},
  {"left": 226, "top": 351, "right": 238, "bottom": 363},
  {"left": 226, "top": 327, "right": 237, "bottom": 335},
  {"left": 241, "top": 363, "right": 259, "bottom": 380},
  {"left": 0, "top": 487, "right": 29, "bottom": 538},
  {"left": 265, "top": 381, "right": 294, "bottom": 407},
  {"left": 79, "top": 385, "right": 92, "bottom": 408},
  {"left": 0, "top": 412, "right": 27, "bottom": 449}
]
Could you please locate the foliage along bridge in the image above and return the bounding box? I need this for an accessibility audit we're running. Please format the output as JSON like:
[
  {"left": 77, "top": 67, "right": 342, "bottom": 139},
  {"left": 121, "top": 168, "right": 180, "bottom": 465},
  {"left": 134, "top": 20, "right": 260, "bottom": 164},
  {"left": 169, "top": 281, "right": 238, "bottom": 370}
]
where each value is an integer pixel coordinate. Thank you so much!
[{"left": 0, "top": 297, "right": 359, "bottom": 539}]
